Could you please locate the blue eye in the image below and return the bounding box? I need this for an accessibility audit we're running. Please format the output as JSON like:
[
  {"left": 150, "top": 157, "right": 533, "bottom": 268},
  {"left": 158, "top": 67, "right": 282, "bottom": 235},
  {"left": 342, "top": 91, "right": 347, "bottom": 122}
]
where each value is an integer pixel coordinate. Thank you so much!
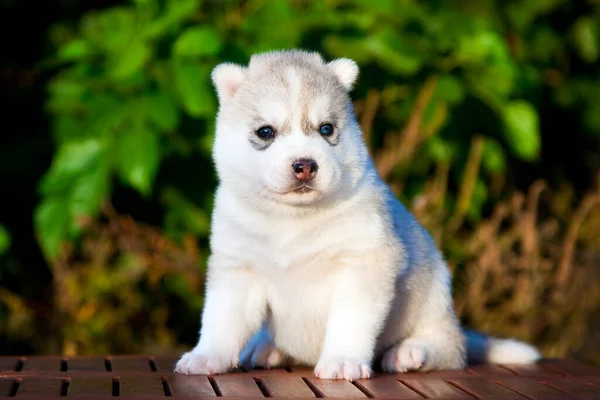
[
  {"left": 319, "top": 123, "right": 334, "bottom": 136},
  {"left": 256, "top": 126, "right": 275, "bottom": 139}
]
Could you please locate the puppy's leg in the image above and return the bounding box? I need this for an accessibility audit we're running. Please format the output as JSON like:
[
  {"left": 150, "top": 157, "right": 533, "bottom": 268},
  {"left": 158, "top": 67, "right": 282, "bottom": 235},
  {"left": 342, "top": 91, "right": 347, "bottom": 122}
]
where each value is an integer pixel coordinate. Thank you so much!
[
  {"left": 315, "top": 256, "right": 395, "bottom": 381},
  {"left": 240, "top": 324, "right": 288, "bottom": 369},
  {"left": 382, "top": 264, "right": 466, "bottom": 373},
  {"left": 176, "top": 259, "right": 266, "bottom": 375}
]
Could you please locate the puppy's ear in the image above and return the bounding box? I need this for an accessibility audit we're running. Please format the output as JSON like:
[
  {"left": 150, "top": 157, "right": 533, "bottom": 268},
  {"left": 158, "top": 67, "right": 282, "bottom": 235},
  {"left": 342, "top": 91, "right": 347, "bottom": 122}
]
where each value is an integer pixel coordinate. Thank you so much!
[
  {"left": 211, "top": 63, "right": 246, "bottom": 103},
  {"left": 327, "top": 58, "right": 359, "bottom": 91}
]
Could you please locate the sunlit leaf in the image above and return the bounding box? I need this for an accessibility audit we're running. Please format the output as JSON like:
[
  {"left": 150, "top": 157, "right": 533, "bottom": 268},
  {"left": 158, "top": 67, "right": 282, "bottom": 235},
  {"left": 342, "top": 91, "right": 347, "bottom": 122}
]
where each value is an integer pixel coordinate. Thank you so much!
[
  {"left": 34, "top": 198, "right": 70, "bottom": 259},
  {"left": 503, "top": 100, "right": 541, "bottom": 161},
  {"left": 173, "top": 26, "right": 222, "bottom": 57},
  {"left": 0, "top": 224, "right": 11, "bottom": 256},
  {"left": 482, "top": 138, "right": 506, "bottom": 173},
  {"left": 116, "top": 123, "right": 161, "bottom": 196},
  {"left": 173, "top": 62, "right": 214, "bottom": 117}
]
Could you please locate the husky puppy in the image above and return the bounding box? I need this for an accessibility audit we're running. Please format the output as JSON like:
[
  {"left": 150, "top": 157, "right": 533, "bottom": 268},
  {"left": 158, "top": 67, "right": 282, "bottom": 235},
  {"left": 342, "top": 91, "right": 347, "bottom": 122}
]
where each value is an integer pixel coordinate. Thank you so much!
[{"left": 175, "top": 50, "right": 541, "bottom": 381}]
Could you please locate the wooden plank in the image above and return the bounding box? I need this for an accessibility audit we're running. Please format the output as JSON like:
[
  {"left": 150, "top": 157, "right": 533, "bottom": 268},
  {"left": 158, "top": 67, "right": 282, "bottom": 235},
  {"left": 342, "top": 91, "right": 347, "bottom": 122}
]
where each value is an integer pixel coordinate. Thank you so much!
[
  {"left": 153, "top": 356, "right": 178, "bottom": 372},
  {"left": 286, "top": 367, "right": 314, "bottom": 376},
  {"left": 0, "top": 379, "right": 14, "bottom": 396},
  {"left": 497, "top": 378, "right": 579, "bottom": 399},
  {"left": 401, "top": 379, "right": 472, "bottom": 399},
  {"left": 467, "top": 363, "right": 516, "bottom": 376},
  {"left": 65, "top": 356, "right": 107, "bottom": 371},
  {"left": 539, "top": 359, "right": 600, "bottom": 377},
  {"left": 109, "top": 356, "right": 152, "bottom": 372},
  {"left": 544, "top": 380, "right": 600, "bottom": 400},
  {"left": 213, "top": 375, "right": 264, "bottom": 397},
  {"left": 306, "top": 378, "right": 367, "bottom": 397},
  {"left": 0, "top": 357, "right": 21, "bottom": 372},
  {"left": 450, "top": 378, "right": 528, "bottom": 399},
  {"left": 425, "top": 369, "right": 475, "bottom": 378},
  {"left": 20, "top": 356, "right": 62, "bottom": 371},
  {"left": 168, "top": 374, "right": 216, "bottom": 397},
  {"left": 354, "top": 376, "right": 422, "bottom": 398},
  {"left": 500, "top": 364, "right": 564, "bottom": 378},
  {"left": 68, "top": 377, "right": 112, "bottom": 396},
  {"left": 260, "top": 375, "right": 315, "bottom": 397},
  {"left": 16, "top": 378, "right": 63, "bottom": 396},
  {"left": 119, "top": 376, "right": 165, "bottom": 396}
]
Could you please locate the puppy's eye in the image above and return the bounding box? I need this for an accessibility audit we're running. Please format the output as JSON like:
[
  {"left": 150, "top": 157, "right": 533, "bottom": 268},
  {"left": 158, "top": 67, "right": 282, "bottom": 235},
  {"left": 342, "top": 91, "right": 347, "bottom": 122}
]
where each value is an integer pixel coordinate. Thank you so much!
[
  {"left": 256, "top": 126, "right": 275, "bottom": 139},
  {"left": 319, "top": 123, "right": 334, "bottom": 136}
]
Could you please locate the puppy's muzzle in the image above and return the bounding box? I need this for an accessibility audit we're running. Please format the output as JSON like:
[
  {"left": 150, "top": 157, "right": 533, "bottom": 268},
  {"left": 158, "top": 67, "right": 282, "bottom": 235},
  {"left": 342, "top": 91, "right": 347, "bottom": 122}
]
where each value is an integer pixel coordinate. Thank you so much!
[{"left": 292, "top": 158, "right": 318, "bottom": 181}]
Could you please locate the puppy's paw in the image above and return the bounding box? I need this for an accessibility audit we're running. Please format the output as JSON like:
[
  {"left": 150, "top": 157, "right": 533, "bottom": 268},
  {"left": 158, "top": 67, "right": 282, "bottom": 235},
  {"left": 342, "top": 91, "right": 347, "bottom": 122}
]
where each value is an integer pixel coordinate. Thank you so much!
[
  {"left": 382, "top": 339, "right": 428, "bottom": 373},
  {"left": 314, "top": 357, "right": 372, "bottom": 381},
  {"left": 174, "top": 350, "right": 234, "bottom": 375}
]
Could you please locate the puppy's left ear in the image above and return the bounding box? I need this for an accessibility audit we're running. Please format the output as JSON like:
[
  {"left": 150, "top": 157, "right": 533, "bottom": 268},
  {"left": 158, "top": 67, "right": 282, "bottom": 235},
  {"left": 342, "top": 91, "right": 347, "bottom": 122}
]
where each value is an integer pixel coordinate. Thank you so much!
[
  {"left": 327, "top": 58, "right": 359, "bottom": 91},
  {"left": 211, "top": 62, "right": 246, "bottom": 104}
]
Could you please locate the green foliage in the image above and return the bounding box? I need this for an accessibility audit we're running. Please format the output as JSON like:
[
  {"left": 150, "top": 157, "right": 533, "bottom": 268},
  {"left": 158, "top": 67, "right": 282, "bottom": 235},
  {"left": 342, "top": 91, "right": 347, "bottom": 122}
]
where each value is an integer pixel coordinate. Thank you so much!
[
  {"left": 0, "top": 225, "right": 10, "bottom": 257},
  {"left": 36, "top": 0, "right": 600, "bottom": 260}
]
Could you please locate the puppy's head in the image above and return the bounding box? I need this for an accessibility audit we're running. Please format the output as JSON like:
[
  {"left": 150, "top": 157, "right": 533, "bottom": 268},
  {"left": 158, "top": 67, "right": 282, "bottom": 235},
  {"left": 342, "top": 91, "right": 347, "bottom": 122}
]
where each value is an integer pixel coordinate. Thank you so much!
[{"left": 211, "top": 50, "right": 368, "bottom": 207}]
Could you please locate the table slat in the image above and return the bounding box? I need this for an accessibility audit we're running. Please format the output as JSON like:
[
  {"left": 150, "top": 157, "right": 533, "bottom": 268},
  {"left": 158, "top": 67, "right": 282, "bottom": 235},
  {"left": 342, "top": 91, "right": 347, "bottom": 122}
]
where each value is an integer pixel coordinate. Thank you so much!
[
  {"left": 540, "top": 359, "right": 600, "bottom": 377},
  {"left": 16, "top": 378, "right": 63, "bottom": 396},
  {"left": 497, "top": 378, "right": 578, "bottom": 399},
  {"left": 260, "top": 375, "right": 315, "bottom": 397},
  {"left": 21, "top": 356, "right": 62, "bottom": 371},
  {"left": 544, "top": 380, "right": 600, "bottom": 400},
  {"left": 450, "top": 378, "right": 528, "bottom": 399},
  {"left": 168, "top": 375, "right": 216, "bottom": 397},
  {"left": 0, "top": 357, "right": 20, "bottom": 372},
  {"left": 213, "top": 375, "right": 264, "bottom": 397},
  {"left": 306, "top": 378, "right": 367, "bottom": 397},
  {"left": 402, "top": 379, "right": 472, "bottom": 399},
  {"left": 69, "top": 377, "right": 113, "bottom": 396},
  {"left": 467, "top": 364, "right": 516, "bottom": 376},
  {"left": 66, "top": 356, "right": 107, "bottom": 371},
  {"left": 355, "top": 377, "right": 422, "bottom": 398},
  {"left": 154, "top": 356, "right": 178, "bottom": 372},
  {"left": 119, "top": 376, "right": 165, "bottom": 396},
  {"left": 500, "top": 364, "right": 564, "bottom": 377},
  {"left": 0, "top": 379, "right": 14, "bottom": 396},
  {"left": 109, "top": 356, "right": 153, "bottom": 372}
]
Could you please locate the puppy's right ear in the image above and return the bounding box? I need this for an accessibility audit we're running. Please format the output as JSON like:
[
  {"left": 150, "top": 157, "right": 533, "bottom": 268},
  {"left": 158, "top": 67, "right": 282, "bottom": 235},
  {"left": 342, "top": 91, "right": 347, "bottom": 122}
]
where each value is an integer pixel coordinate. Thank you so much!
[{"left": 211, "top": 63, "right": 246, "bottom": 104}]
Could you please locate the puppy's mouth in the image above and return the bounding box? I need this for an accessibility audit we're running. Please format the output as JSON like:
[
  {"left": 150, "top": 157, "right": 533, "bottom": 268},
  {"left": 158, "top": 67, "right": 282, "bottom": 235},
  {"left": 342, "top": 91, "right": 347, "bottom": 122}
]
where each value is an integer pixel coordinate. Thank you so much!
[{"left": 285, "top": 183, "right": 317, "bottom": 194}]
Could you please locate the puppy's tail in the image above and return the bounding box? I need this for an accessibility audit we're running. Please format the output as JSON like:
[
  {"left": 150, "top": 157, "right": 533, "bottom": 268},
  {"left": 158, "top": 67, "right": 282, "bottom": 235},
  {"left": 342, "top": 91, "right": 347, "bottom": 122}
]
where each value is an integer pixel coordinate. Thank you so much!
[{"left": 465, "top": 330, "right": 541, "bottom": 364}]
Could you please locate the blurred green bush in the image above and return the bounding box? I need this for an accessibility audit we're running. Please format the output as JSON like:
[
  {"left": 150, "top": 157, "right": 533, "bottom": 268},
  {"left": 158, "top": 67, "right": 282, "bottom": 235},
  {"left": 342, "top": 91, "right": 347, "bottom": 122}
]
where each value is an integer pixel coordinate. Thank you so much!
[{"left": 1, "top": 0, "right": 599, "bottom": 362}]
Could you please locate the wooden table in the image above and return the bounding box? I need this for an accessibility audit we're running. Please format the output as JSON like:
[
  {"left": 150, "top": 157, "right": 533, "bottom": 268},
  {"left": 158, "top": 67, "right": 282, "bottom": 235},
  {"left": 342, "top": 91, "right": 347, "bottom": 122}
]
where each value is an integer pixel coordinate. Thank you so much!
[{"left": 0, "top": 356, "right": 599, "bottom": 399}]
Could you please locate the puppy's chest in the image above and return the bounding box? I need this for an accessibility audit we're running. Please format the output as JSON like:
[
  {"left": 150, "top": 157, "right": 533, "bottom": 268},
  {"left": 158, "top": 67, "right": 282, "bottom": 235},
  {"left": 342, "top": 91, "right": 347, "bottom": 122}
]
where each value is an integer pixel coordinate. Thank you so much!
[{"left": 239, "top": 223, "right": 344, "bottom": 270}]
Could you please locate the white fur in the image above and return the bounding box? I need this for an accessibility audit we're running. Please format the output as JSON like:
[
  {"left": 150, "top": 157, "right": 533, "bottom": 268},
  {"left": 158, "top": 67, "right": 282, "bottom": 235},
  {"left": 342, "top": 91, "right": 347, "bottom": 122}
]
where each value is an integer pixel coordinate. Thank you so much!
[{"left": 175, "top": 50, "right": 541, "bottom": 381}]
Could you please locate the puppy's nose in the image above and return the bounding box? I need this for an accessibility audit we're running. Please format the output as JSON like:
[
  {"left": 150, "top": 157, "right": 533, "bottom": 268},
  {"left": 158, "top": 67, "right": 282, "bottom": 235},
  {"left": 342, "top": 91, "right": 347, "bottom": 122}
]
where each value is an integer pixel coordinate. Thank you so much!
[{"left": 292, "top": 158, "right": 318, "bottom": 180}]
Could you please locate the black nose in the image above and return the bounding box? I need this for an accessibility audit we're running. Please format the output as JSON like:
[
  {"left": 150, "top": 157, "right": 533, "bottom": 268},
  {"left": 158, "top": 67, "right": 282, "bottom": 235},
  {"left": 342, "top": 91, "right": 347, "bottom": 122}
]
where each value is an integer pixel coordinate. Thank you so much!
[{"left": 292, "top": 158, "right": 318, "bottom": 180}]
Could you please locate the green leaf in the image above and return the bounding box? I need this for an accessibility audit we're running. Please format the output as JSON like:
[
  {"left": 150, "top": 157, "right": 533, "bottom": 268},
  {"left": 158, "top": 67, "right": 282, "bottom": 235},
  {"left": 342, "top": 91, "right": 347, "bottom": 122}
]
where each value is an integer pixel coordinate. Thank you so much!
[
  {"left": 68, "top": 157, "right": 110, "bottom": 236},
  {"left": 572, "top": 17, "right": 599, "bottom": 63},
  {"left": 34, "top": 198, "right": 70, "bottom": 259},
  {"left": 109, "top": 42, "right": 150, "bottom": 79},
  {"left": 482, "top": 138, "right": 506, "bottom": 173},
  {"left": 0, "top": 224, "right": 11, "bottom": 256},
  {"left": 173, "top": 62, "right": 214, "bottom": 117},
  {"left": 116, "top": 123, "right": 161, "bottom": 196},
  {"left": 503, "top": 100, "right": 541, "bottom": 161},
  {"left": 145, "top": 92, "right": 180, "bottom": 131},
  {"left": 58, "top": 39, "right": 91, "bottom": 61},
  {"left": 40, "top": 138, "right": 106, "bottom": 195},
  {"left": 436, "top": 75, "right": 465, "bottom": 105},
  {"left": 173, "top": 26, "right": 222, "bottom": 57}
]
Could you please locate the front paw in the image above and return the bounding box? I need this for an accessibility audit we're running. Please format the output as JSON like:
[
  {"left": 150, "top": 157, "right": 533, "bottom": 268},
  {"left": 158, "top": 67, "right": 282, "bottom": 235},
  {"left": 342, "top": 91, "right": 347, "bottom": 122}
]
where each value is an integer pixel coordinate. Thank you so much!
[
  {"left": 314, "top": 357, "right": 372, "bottom": 381},
  {"left": 174, "top": 350, "right": 235, "bottom": 375}
]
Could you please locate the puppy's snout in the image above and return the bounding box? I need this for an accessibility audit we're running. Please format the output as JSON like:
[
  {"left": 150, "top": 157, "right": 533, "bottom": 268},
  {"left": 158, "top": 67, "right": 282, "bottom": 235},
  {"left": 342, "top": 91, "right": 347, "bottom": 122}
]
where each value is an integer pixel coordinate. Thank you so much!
[{"left": 292, "top": 158, "right": 318, "bottom": 180}]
